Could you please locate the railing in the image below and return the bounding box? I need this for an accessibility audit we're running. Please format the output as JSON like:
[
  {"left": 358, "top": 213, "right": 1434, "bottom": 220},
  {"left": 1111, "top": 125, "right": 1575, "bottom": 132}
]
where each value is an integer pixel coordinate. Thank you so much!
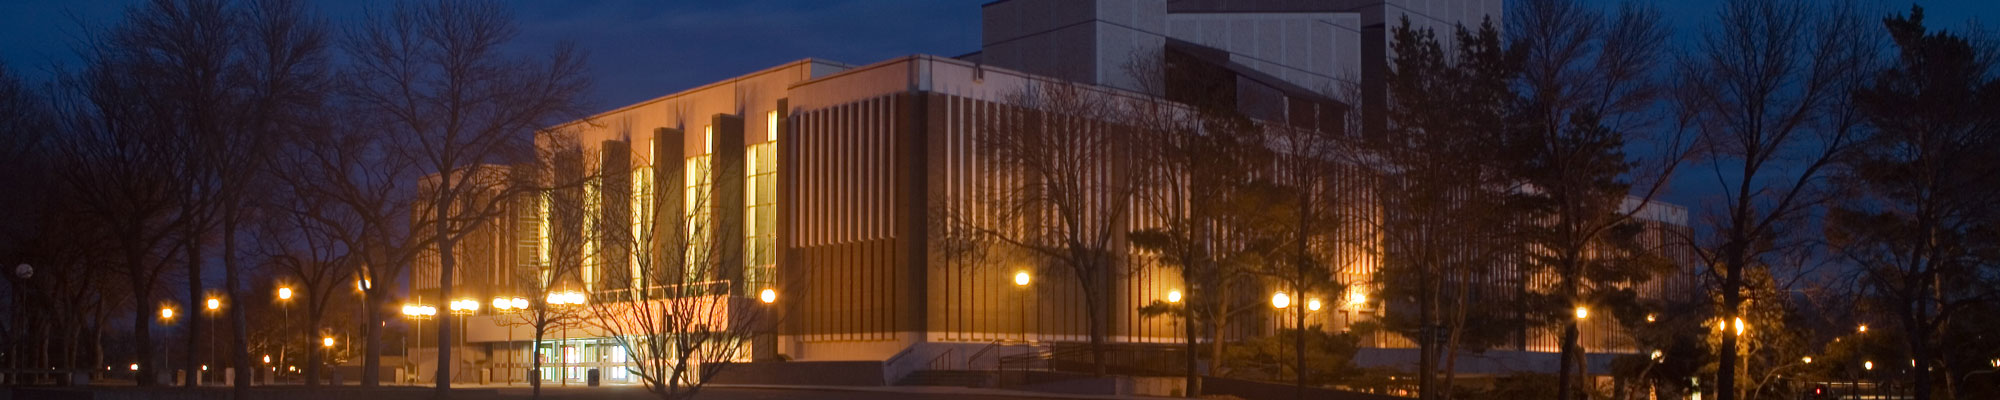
[
  {"left": 993, "top": 342, "right": 1189, "bottom": 383},
  {"left": 965, "top": 340, "right": 1006, "bottom": 370},
  {"left": 926, "top": 347, "right": 959, "bottom": 371}
]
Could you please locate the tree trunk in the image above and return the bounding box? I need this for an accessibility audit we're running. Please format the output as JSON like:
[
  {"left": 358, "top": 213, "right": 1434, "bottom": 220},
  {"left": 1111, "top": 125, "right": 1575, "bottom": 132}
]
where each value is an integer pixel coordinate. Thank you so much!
[
  {"left": 1557, "top": 266, "right": 1579, "bottom": 400},
  {"left": 532, "top": 311, "right": 546, "bottom": 399},
  {"left": 1717, "top": 263, "right": 1742, "bottom": 400},
  {"left": 130, "top": 240, "right": 156, "bottom": 386},
  {"left": 1087, "top": 273, "right": 1109, "bottom": 377},
  {"left": 1212, "top": 287, "right": 1230, "bottom": 378},
  {"left": 185, "top": 237, "right": 203, "bottom": 388},
  {"left": 1418, "top": 279, "right": 1437, "bottom": 400},
  {"left": 1182, "top": 263, "right": 1201, "bottom": 397},
  {"left": 225, "top": 207, "right": 252, "bottom": 397},
  {"left": 306, "top": 309, "right": 323, "bottom": 387},
  {"left": 363, "top": 286, "right": 382, "bottom": 386},
  {"left": 436, "top": 185, "right": 457, "bottom": 397}
]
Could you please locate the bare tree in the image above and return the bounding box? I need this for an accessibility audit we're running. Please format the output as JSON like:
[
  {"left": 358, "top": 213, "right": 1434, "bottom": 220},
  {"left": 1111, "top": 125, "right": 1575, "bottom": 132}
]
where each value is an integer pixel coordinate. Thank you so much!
[
  {"left": 581, "top": 133, "right": 778, "bottom": 400},
  {"left": 1830, "top": 7, "right": 2000, "bottom": 399},
  {"left": 958, "top": 79, "right": 1147, "bottom": 376},
  {"left": 1674, "top": 1, "right": 1875, "bottom": 399},
  {"left": 1122, "top": 52, "right": 1272, "bottom": 396},
  {"left": 51, "top": 9, "right": 207, "bottom": 385},
  {"left": 511, "top": 131, "right": 595, "bottom": 398},
  {"left": 1506, "top": 1, "right": 1683, "bottom": 399},
  {"left": 251, "top": 176, "right": 360, "bottom": 387},
  {"left": 343, "top": 0, "right": 590, "bottom": 395}
]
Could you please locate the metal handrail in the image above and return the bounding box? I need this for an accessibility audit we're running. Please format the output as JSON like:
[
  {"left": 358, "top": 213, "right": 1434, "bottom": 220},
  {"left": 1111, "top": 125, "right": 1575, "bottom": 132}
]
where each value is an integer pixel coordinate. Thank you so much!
[
  {"left": 926, "top": 347, "right": 959, "bottom": 371},
  {"left": 965, "top": 340, "right": 1006, "bottom": 369}
]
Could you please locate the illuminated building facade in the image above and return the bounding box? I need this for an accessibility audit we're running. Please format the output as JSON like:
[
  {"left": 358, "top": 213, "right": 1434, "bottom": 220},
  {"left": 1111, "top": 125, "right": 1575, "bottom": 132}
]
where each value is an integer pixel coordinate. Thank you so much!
[{"left": 405, "top": 0, "right": 1697, "bottom": 387}]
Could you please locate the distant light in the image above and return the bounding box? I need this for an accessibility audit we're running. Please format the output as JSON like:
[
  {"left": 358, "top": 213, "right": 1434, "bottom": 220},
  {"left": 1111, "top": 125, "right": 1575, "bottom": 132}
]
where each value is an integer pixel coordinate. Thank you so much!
[
  {"left": 1166, "top": 290, "right": 1182, "bottom": 303},
  {"left": 277, "top": 287, "right": 293, "bottom": 300},
  {"left": 202, "top": 365, "right": 208, "bottom": 371},
  {"left": 1014, "top": 271, "right": 1031, "bottom": 287},
  {"left": 1733, "top": 317, "right": 1745, "bottom": 336},
  {"left": 1865, "top": 360, "right": 1873, "bottom": 370},
  {"left": 130, "top": 363, "right": 139, "bottom": 371},
  {"left": 510, "top": 298, "right": 528, "bottom": 310},
  {"left": 160, "top": 307, "right": 174, "bottom": 320},
  {"left": 1346, "top": 289, "right": 1367, "bottom": 308},
  {"left": 1651, "top": 350, "right": 1663, "bottom": 361},
  {"left": 1802, "top": 356, "right": 1812, "bottom": 364},
  {"left": 1272, "top": 292, "right": 1291, "bottom": 309},
  {"left": 323, "top": 337, "right": 335, "bottom": 347},
  {"left": 492, "top": 297, "right": 510, "bottom": 310},
  {"left": 1858, "top": 324, "right": 1868, "bottom": 333},
  {"left": 1645, "top": 313, "right": 1656, "bottom": 323},
  {"left": 263, "top": 355, "right": 271, "bottom": 364},
  {"left": 1574, "top": 306, "right": 1589, "bottom": 320},
  {"left": 206, "top": 298, "right": 220, "bottom": 310},
  {"left": 1307, "top": 298, "right": 1323, "bottom": 311},
  {"left": 759, "top": 288, "right": 777, "bottom": 304}
]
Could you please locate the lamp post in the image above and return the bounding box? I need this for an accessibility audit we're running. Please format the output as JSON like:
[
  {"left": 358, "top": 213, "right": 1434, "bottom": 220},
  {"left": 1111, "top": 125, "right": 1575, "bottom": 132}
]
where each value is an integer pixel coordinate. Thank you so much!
[
  {"left": 1014, "top": 271, "right": 1032, "bottom": 344},
  {"left": 447, "top": 298, "right": 478, "bottom": 384},
  {"left": 276, "top": 286, "right": 292, "bottom": 381},
  {"left": 492, "top": 297, "right": 527, "bottom": 384},
  {"left": 546, "top": 291, "right": 584, "bottom": 386},
  {"left": 205, "top": 296, "right": 220, "bottom": 385},
  {"left": 401, "top": 304, "right": 436, "bottom": 384},
  {"left": 160, "top": 305, "right": 176, "bottom": 382},
  {"left": 1271, "top": 290, "right": 1303, "bottom": 399}
]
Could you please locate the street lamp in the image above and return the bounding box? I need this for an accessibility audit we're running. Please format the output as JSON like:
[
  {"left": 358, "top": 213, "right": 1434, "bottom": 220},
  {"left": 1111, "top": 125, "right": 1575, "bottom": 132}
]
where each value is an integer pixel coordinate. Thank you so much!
[
  {"left": 161, "top": 307, "right": 175, "bottom": 320},
  {"left": 1013, "top": 271, "right": 1031, "bottom": 287},
  {"left": 275, "top": 285, "right": 293, "bottom": 380},
  {"left": 204, "top": 296, "right": 221, "bottom": 379},
  {"left": 401, "top": 304, "right": 436, "bottom": 384},
  {"left": 323, "top": 337, "right": 334, "bottom": 347},
  {"left": 1733, "top": 317, "right": 1745, "bottom": 336},
  {"left": 1166, "top": 289, "right": 1182, "bottom": 304},
  {"left": 1802, "top": 356, "right": 1812, "bottom": 364},
  {"left": 1307, "top": 298, "right": 1322, "bottom": 312},
  {"left": 1271, "top": 291, "right": 1291, "bottom": 309},
  {"left": 1574, "top": 306, "right": 1589, "bottom": 320},
  {"left": 1858, "top": 324, "right": 1868, "bottom": 333},
  {"left": 760, "top": 288, "right": 777, "bottom": 304}
]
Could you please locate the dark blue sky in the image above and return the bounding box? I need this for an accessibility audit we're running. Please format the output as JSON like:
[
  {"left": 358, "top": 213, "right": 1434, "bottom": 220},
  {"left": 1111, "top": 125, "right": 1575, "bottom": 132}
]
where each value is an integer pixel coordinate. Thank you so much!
[
  {"left": 3, "top": 0, "right": 1999, "bottom": 214},
  {"left": 5, "top": 0, "right": 1998, "bottom": 110}
]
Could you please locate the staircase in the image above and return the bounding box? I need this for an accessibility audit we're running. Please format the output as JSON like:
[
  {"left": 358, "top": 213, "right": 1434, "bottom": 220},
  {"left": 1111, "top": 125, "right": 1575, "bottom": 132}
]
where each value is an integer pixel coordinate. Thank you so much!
[{"left": 894, "top": 369, "right": 995, "bottom": 387}]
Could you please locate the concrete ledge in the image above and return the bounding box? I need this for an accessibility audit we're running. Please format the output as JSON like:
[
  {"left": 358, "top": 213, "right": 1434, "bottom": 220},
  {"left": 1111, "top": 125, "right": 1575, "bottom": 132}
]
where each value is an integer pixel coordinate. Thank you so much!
[{"left": 703, "top": 361, "right": 887, "bottom": 386}]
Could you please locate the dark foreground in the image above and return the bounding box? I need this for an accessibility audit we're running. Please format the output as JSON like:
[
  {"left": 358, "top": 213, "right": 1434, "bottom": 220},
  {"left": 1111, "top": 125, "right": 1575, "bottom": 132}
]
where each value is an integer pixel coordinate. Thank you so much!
[{"left": 3, "top": 385, "right": 1111, "bottom": 400}]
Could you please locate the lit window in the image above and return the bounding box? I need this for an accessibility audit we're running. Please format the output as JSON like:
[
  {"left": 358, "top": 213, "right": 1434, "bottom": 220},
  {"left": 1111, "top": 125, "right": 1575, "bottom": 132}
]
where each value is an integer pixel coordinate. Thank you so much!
[{"left": 766, "top": 110, "right": 779, "bottom": 142}]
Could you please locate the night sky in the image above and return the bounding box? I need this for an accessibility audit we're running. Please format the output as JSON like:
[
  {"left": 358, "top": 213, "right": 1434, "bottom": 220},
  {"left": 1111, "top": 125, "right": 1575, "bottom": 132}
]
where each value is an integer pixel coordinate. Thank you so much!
[{"left": 3, "top": 0, "right": 1999, "bottom": 213}]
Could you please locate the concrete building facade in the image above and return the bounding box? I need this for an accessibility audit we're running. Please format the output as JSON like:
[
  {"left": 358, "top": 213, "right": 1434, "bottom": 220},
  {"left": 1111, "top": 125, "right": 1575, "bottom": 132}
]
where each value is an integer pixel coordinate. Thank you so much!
[{"left": 404, "top": 0, "right": 1697, "bottom": 390}]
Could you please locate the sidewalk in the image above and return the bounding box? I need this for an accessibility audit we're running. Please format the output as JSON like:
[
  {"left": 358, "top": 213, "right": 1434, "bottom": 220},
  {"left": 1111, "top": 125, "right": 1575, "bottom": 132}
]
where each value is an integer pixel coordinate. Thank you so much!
[
  {"left": 428, "top": 381, "right": 1183, "bottom": 400},
  {"left": 706, "top": 383, "right": 1184, "bottom": 400}
]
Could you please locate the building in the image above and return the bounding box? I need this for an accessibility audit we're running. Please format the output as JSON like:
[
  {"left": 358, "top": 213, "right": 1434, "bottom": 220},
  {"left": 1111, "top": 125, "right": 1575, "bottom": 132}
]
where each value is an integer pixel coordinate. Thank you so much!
[{"left": 405, "top": 0, "right": 1695, "bottom": 390}]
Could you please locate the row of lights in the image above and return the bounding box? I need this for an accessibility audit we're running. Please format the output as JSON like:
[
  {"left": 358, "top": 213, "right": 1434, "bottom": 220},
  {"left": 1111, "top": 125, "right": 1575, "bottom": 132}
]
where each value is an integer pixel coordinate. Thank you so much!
[{"left": 1023, "top": 270, "right": 1371, "bottom": 312}]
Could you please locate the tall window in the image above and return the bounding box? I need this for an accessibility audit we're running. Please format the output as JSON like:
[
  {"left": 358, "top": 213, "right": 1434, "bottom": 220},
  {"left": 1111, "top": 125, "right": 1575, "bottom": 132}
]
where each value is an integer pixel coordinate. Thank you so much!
[
  {"left": 684, "top": 125, "right": 714, "bottom": 284},
  {"left": 745, "top": 140, "right": 777, "bottom": 293}
]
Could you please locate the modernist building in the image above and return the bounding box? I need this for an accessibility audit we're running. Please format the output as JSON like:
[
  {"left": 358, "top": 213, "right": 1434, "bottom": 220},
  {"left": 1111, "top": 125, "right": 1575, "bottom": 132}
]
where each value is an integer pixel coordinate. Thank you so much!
[{"left": 406, "top": 0, "right": 1695, "bottom": 389}]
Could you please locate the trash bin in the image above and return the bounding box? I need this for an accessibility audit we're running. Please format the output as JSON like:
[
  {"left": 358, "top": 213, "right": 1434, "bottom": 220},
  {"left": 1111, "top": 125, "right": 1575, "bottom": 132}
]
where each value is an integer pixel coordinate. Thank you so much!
[
  {"left": 528, "top": 369, "right": 540, "bottom": 385},
  {"left": 587, "top": 368, "right": 600, "bottom": 387}
]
